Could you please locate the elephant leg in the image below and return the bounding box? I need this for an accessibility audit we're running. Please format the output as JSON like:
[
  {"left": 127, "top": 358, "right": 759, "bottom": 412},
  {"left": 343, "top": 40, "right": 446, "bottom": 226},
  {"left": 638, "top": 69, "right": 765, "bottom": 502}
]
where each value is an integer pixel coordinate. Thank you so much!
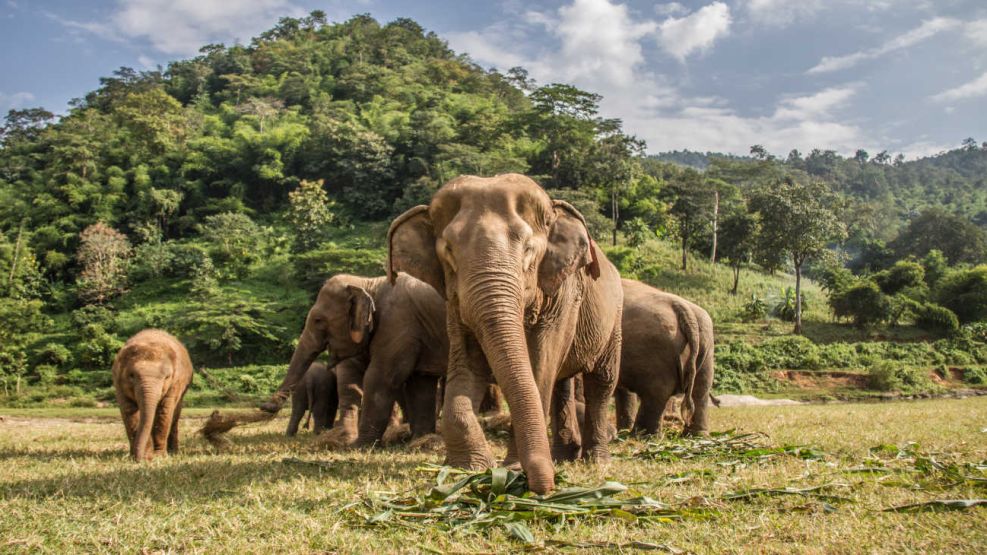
[
  {"left": 405, "top": 373, "right": 439, "bottom": 438},
  {"left": 551, "top": 376, "right": 582, "bottom": 462},
  {"left": 479, "top": 384, "right": 504, "bottom": 415},
  {"left": 287, "top": 387, "right": 306, "bottom": 437},
  {"left": 356, "top": 352, "right": 417, "bottom": 446},
  {"left": 634, "top": 393, "right": 670, "bottom": 436},
  {"left": 326, "top": 373, "right": 339, "bottom": 429},
  {"left": 167, "top": 389, "right": 186, "bottom": 453},
  {"left": 152, "top": 394, "right": 179, "bottom": 456},
  {"left": 332, "top": 358, "right": 366, "bottom": 446},
  {"left": 117, "top": 393, "right": 140, "bottom": 446},
  {"left": 311, "top": 395, "right": 330, "bottom": 435},
  {"left": 615, "top": 387, "right": 639, "bottom": 432},
  {"left": 580, "top": 331, "right": 620, "bottom": 462},
  {"left": 684, "top": 353, "right": 714, "bottom": 437},
  {"left": 442, "top": 335, "right": 495, "bottom": 470}
]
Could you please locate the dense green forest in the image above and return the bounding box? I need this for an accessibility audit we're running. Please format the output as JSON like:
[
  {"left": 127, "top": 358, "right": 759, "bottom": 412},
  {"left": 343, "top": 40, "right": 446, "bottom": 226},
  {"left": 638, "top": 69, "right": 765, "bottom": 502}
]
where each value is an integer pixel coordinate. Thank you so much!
[{"left": 1, "top": 12, "right": 985, "bottom": 404}]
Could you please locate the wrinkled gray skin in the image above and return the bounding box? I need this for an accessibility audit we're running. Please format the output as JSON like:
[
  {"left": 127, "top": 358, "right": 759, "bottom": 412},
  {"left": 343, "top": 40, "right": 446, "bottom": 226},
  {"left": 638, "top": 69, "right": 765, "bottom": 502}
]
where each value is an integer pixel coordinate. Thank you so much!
[
  {"left": 389, "top": 174, "right": 623, "bottom": 494},
  {"left": 261, "top": 273, "right": 448, "bottom": 446},
  {"left": 112, "top": 329, "right": 194, "bottom": 461},
  {"left": 614, "top": 279, "right": 714, "bottom": 436},
  {"left": 286, "top": 362, "right": 338, "bottom": 436}
]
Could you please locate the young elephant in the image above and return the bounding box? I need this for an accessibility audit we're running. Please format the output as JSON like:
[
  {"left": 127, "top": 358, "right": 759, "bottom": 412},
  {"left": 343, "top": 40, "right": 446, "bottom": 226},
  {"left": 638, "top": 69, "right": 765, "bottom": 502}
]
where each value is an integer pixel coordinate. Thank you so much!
[
  {"left": 261, "top": 273, "right": 448, "bottom": 447},
  {"left": 286, "top": 362, "right": 338, "bottom": 436},
  {"left": 615, "top": 279, "right": 715, "bottom": 436},
  {"left": 112, "top": 329, "right": 194, "bottom": 461}
]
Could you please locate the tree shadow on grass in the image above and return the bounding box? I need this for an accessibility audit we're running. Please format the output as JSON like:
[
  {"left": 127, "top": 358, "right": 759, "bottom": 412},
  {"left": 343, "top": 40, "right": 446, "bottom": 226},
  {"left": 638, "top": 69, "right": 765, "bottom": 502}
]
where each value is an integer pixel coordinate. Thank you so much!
[{"left": 0, "top": 456, "right": 413, "bottom": 503}]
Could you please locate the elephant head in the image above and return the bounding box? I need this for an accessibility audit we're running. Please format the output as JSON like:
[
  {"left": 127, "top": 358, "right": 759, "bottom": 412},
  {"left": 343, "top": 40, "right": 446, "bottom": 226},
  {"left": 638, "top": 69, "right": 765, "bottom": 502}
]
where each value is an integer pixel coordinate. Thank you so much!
[
  {"left": 388, "top": 173, "right": 599, "bottom": 493},
  {"left": 261, "top": 276, "right": 376, "bottom": 412}
]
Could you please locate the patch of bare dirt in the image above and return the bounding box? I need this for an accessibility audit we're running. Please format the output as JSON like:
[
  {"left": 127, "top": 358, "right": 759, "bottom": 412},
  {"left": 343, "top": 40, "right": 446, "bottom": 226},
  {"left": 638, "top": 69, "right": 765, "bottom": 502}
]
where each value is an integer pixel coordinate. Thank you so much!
[{"left": 772, "top": 370, "right": 869, "bottom": 390}]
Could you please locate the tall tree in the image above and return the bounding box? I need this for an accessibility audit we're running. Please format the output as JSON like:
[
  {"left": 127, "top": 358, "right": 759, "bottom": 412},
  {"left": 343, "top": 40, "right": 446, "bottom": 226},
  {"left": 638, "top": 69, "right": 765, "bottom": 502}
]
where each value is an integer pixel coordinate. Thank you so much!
[
  {"left": 752, "top": 179, "right": 847, "bottom": 334},
  {"left": 664, "top": 169, "right": 715, "bottom": 271}
]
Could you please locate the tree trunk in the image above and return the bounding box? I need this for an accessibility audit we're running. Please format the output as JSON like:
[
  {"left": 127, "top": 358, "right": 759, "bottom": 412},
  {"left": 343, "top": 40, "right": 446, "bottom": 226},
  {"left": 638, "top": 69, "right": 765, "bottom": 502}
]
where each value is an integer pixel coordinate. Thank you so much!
[
  {"left": 610, "top": 184, "right": 619, "bottom": 247},
  {"left": 7, "top": 219, "right": 25, "bottom": 290},
  {"left": 710, "top": 189, "right": 719, "bottom": 268},
  {"left": 794, "top": 255, "right": 803, "bottom": 335},
  {"left": 681, "top": 230, "right": 688, "bottom": 271}
]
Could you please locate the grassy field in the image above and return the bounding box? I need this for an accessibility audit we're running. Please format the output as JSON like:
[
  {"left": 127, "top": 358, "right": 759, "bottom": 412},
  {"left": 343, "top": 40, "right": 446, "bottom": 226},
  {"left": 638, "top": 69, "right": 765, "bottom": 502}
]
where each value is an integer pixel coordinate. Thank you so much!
[{"left": 1, "top": 399, "right": 985, "bottom": 553}]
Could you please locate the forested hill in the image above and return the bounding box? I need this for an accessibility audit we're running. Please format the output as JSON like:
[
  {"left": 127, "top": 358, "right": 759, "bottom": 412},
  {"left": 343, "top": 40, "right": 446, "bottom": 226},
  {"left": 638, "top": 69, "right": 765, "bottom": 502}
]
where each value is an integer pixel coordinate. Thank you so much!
[
  {"left": 652, "top": 143, "right": 987, "bottom": 231},
  {"left": 0, "top": 12, "right": 639, "bottom": 276}
]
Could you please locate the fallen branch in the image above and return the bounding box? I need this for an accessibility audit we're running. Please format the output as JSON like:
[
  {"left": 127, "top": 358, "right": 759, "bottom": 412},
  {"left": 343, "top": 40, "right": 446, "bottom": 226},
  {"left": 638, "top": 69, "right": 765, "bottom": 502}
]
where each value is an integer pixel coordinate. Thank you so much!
[{"left": 198, "top": 409, "right": 276, "bottom": 448}]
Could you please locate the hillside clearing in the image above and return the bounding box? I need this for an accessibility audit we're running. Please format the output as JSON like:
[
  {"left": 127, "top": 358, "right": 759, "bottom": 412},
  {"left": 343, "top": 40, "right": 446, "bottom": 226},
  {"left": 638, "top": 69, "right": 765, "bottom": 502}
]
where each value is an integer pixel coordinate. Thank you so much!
[{"left": 1, "top": 399, "right": 985, "bottom": 553}]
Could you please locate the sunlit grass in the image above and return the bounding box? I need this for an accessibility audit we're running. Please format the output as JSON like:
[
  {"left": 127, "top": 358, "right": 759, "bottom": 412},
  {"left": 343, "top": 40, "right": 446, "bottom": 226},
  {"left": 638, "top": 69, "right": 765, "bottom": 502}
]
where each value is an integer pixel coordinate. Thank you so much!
[{"left": 2, "top": 398, "right": 984, "bottom": 553}]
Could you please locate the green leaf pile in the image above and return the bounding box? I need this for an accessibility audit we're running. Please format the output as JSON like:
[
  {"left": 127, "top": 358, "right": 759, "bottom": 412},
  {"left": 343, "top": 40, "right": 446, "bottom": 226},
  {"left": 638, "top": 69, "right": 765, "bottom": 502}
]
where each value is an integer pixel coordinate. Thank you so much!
[{"left": 353, "top": 465, "right": 713, "bottom": 545}]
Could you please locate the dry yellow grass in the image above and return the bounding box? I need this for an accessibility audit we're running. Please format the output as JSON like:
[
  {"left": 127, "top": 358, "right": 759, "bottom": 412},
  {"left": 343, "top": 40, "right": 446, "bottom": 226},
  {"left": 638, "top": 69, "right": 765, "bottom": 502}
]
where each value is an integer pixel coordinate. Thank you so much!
[{"left": 1, "top": 399, "right": 985, "bottom": 553}]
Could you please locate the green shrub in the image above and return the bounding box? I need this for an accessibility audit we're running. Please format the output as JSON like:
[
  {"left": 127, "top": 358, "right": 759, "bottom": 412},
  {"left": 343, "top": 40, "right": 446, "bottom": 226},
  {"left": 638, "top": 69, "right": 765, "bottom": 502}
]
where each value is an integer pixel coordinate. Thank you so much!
[
  {"left": 34, "top": 364, "right": 58, "bottom": 385},
  {"left": 866, "top": 361, "right": 935, "bottom": 393},
  {"left": 832, "top": 280, "right": 888, "bottom": 328},
  {"left": 62, "top": 369, "right": 114, "bottom": 388},
  {"left": 739, "top": 294, "right": 768, "bottom": 322},
  {"left": 935, "top": 265, "right": 987, "bottom": 324},
  {"left": 915, "top": 303, "right": 960, "bottom": 335},
  {"left": 713, "top": 366, "right": 780, "bottom": 394},
  {"left": 874, "top": 261, "right": 925, "bottom": 295},
  {"left": 292, "top": 246, "right": 386, "bottom": 294},
  {"left": 34, "top": 343, "right": 73, "bottom": 368},
  {"left": 716, "top": 341, "right": 767, "bottom": 374},
  {"left": 961, "top": 366, "right": 987, "bottom": 385},
  {"left": 166, "top": 243, "right": 212, "bottom": 278},
  {"left": 760, "top": 336, "right": 821, "bottom": 370}
]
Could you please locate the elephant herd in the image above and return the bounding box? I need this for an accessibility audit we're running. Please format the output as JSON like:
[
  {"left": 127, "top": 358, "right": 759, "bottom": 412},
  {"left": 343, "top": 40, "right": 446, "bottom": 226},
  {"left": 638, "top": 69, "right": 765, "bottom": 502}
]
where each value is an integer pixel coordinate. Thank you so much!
[{"left": 112, "top": 174, "right": 715, "bottom": 494}]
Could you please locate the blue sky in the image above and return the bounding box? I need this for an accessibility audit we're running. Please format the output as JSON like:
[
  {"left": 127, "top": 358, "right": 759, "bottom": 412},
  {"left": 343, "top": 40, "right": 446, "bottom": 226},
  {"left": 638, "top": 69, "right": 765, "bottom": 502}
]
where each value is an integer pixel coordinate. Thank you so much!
[{"left": 1, "top": 0, "right": 985, "bottom": 158}]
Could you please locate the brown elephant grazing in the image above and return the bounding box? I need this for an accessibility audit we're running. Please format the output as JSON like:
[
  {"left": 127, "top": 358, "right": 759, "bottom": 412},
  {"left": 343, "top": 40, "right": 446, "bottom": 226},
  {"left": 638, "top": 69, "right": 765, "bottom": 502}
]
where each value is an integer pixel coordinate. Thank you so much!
[
  {"left": 112, "top": 329, "right": 194, "bottom": 461},
  {"left": 286, "top": 362, "right": 338, "bottom": 436},
  {"left": 260, "top": 273, "right": 448, "bottom": 447},
  {"left": 389, "top": 173, "right": 623, "bottom": 494},
  {"left": 614, "top": 279, "right": 715, "bottom": 436}
]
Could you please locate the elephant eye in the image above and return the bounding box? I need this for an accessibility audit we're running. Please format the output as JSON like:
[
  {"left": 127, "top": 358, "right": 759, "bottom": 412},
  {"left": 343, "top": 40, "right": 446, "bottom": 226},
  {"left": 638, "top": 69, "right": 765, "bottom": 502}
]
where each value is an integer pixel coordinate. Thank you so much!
[
  {"left": 523, "top": 243, "right": 537, "bottom": 271},
  {"left": 442, "top": 242, "right": 457, "bottom": 273}
]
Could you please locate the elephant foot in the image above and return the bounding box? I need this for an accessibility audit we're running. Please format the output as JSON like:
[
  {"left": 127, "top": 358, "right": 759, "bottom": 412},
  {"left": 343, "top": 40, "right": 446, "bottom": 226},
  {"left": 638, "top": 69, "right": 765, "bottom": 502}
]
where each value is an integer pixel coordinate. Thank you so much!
[
  {"left": 581, "top": 446, "right": 611, "bottom": 464},
  {"left": 445, "top": 451, "right": 495, "bottom": 471},
  {"left": 551, "top": 441, "right": 582, "bottom": 463},
  {"left": 381, "top": 423, "right": 412, "bottom": 446},
  {"left": 316, "top": 426, "right": 358, "bottom": 450},
  {"left": 408, "top": 433, "right": 445, "bottom": 453},
  {"left": 683, "top": 427, "right": 710, "bottom": 438},
  {"left": 479, "top": 413, "right": 512, "bottom": 434}
]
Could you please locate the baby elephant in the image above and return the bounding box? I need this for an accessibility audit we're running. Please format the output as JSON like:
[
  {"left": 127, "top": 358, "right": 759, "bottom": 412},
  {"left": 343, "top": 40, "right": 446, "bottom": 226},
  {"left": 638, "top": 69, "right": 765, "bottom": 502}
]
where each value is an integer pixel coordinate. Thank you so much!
[
  {"left": 286, "top": 362, "right": 338, "bottom": 436},
  {"left": 112, "top": 329, "right": 194, "bottom": 461}
]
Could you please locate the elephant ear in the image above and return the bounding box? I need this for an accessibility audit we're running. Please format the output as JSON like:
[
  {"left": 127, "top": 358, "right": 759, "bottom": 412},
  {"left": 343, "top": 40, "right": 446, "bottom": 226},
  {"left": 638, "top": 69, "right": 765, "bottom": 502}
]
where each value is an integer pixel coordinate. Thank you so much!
[
  {"left": 388, "top": 205, "right": 445, "bottom": 296},
  {"left": 538, "top": 200, "right": 600, "bottom": 295},
  {"left": 346, "top": 285, "right": 376, "bottom": 344}
]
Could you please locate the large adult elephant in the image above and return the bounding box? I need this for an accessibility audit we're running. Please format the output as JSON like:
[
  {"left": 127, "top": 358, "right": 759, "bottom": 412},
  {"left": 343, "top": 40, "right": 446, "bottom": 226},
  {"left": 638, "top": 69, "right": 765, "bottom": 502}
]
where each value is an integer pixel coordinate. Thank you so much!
[
  {"left": 388, "top": 174, "right": 623, "bottom": 494},
  {"left": 260, "top": 273, "right": 448, "bottom": 446},
  {"left": 615, "top": 279, "right": 715, "bottom": 436}
]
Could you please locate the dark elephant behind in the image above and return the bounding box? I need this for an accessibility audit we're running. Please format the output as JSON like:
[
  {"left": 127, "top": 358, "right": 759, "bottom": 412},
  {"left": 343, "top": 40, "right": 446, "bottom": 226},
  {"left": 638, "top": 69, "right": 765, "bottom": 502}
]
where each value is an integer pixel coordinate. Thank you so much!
[{"left": 615, "top": 279, "right": 715, "bottom": 436}]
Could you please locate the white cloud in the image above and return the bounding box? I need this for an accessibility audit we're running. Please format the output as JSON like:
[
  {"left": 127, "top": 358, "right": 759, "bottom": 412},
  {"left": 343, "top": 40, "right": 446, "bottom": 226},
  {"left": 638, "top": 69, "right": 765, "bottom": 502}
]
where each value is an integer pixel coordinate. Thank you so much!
[
  {"left": 552, "top": 0, "right": 657, "bottom": 85},
  {"left": 657, "top": 2, "right": 731, "bottom": 62},
  {"left": 53, "top": 0, "right": 304, "bottom": 56},
  {"left": 137, "top": 54, "right": 157, "bottom": 69},
  {"left": 931, "top": 71, "right": 987, "bottom": 103},
  {"left": 808, "top": 17, "right": 959, "bottom": 74},
  {"left": 654, "top": 3, "right": 688, "bottom": 17},
  {"left": 0, "top": 91, "right": 35, "bottom": 112},
  {"left": 964, "top": 19, "right": 987, "bottom": 48},
  {"left": 745, "top": 0, "right": 822, "bottom": 27},
  {"left": 773, "top": 86, "right": 858, "bottom": 120}
]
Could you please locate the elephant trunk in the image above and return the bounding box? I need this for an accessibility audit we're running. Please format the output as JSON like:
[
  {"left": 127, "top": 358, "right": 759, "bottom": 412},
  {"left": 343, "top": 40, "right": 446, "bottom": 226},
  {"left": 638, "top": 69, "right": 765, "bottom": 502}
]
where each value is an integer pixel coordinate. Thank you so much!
[
  {"left": 262, "top": 330, "right": 322, "bottom": 413},
  {"left": 133, "top": 380, "right": 162, "bottom": 461},
  {"left": 465, "top": 275, "right": 554, "bottom": 494}
]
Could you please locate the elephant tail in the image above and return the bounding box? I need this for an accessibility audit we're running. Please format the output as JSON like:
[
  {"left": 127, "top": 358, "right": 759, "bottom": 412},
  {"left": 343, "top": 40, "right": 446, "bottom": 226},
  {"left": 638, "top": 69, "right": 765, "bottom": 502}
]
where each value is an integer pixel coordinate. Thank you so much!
[{"left": 673, "top": 302, "right": 701, "bottom": 425}]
